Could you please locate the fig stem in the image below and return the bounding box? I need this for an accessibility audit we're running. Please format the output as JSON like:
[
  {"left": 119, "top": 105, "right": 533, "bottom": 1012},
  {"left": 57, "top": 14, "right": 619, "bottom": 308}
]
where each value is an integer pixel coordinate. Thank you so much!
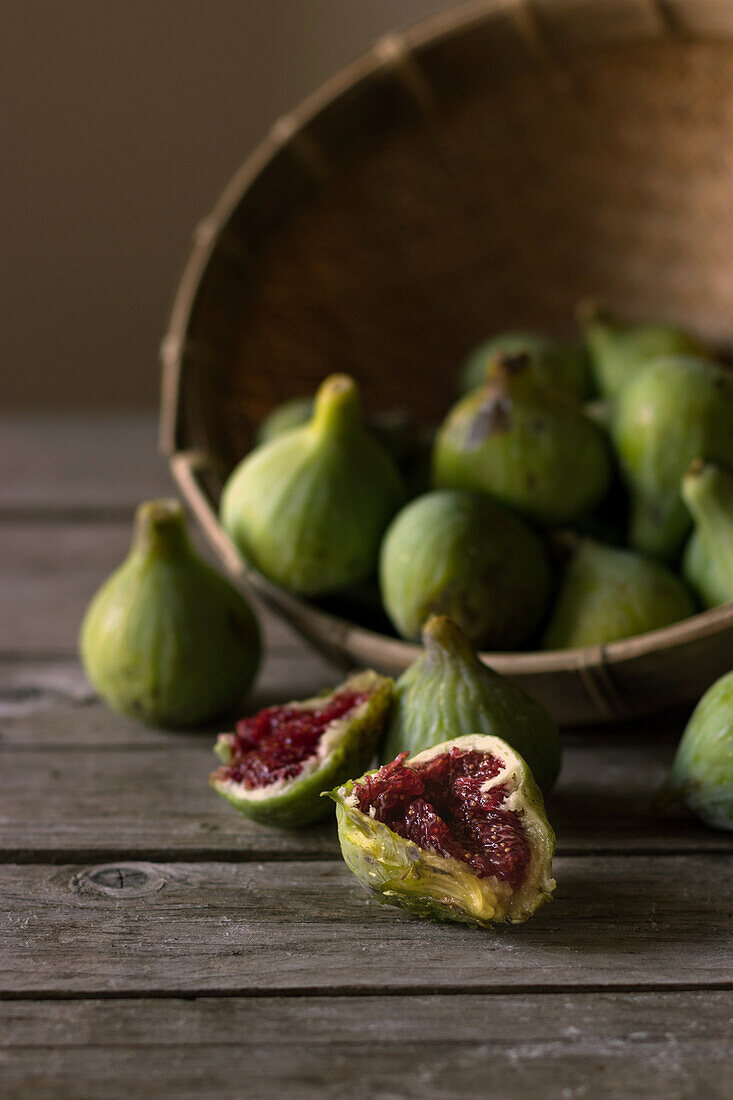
[
  {"left": 132, "top": 499, "right": 189, "bottom": 555},
  {"left": 311, "top": 374, "right": 362, "bottom": 438},
  {"left": 421, "top": 615, "right": 479, "bottom": 666}
]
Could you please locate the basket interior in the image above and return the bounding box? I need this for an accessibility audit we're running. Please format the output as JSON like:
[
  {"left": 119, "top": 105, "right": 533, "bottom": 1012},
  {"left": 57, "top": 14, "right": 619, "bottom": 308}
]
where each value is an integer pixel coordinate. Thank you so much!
[{"left": 176, "top": 15, "right": 733, "bottom": 480}]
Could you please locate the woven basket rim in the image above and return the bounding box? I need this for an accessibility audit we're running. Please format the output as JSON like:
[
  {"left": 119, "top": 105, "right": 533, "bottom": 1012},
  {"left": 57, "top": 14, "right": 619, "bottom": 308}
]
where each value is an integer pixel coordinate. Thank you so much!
[{"left": 161, "top": 0, "right": 733, "bottom": 682}]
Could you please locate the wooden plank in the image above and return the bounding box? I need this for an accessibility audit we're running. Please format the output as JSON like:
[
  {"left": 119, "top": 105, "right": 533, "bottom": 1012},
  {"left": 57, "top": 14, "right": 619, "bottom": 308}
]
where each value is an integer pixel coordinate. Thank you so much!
[
  {"left": 0, "top": 414, "right": 168, "bottom": 512},
  {"left": 1, "top": 856, "right": 731, "bottom": 995},
  {"left": 1, "top": 666, "right": 728, "bottom": 858},
  {"left": 1, "top": 991, "right": 731, "bottom": 1099},
  {"left": 0, "top": 521, "right": 303, "bottom": 654}
]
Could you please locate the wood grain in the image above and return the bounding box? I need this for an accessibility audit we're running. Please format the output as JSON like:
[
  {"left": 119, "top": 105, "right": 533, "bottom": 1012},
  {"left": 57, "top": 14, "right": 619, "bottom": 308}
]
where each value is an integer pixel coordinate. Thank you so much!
[
  {"left": 0, "top": 521, "right": 311, "bottom": 655},
  {"left": 0, "top": 415, "right": 168, "bottom": 513},
  {"left": 2, "top": 857, "right": 731, "bottom": 995},
  {"left": 1, "top": 991, "right": 731, "bottom": 1099},
  {"left": 1, "top": 683, "right": 727, "bottom": 860}
]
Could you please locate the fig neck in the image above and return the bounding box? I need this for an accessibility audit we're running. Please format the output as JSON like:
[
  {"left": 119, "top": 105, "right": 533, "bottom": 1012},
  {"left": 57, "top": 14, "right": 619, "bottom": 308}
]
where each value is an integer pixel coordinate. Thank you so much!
[
  {"left": 311, "top": 374, "right": 362, "bottom": 440},
  {"left": 683, "top": 464, "right": 733, "bottom": 539},
  {"left": 422, "top": 616, "right": 481, "bottom": 672},
  {"left": 131, "top": 499, "right": 189, "bottom": 557}
]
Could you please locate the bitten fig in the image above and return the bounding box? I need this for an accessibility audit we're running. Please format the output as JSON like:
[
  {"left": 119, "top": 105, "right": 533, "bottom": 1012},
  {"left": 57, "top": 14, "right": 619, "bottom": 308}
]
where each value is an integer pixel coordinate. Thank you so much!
[
  {"left": 379, "top": 489, "right": 552, "bottom": 650},
  {"left": 542, "top": 539, "right": 695, "bottom": 650},
  {"left": 433, "top": 354, "right": 611, "bottom": 526},
  {"left": 657, "top": 669, "right": 733, "bottom": 830},
  {"left": 383, "top": 615, "right": 561, "bottom": 793},
  {"left": 221, "top": 374, "right": 404, "bottom": 596},
  {"left": 580, "top": 303, "right": 710, "bottom": 400},
  {"left": 460, "top": 332, "right": 590, "bottom": 400},
  {"left": 210, "top": 670, "right": 392, "bottom": 827},
  {"left": 681, "top": 461, "right": 733, "bottom": 608},
  {"left": 612, "top": 356, "right": 733, "bottom": 561},
  {"left": 79, "top": 499, "right": 261, "bottom": 728},
  {"left": 329, "top": 735, "right": 556, "bottom": 927}
]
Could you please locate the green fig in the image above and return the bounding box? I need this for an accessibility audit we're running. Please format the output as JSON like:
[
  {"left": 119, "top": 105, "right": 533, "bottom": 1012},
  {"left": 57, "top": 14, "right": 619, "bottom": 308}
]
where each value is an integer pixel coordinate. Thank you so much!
[
  {"left": 255, "top": 397, "right": 313, "bottom": 445},
  {"left": 580, "top": 303, "right": 710, "bottom": 400},
  {"left": 542, "top": 538, "right": 695, "bottom": 650},
  {"left": 328, "top": 734, "right": 556, "bottom": 927},
  {"left": 433, "top": 354, "right": 612, "bottom": 526},
  {"left": 80, "top": 499, "right": 261, "bottom": 728},
  {"left": 383, "top": 615, "right": 561, "bottom": 793},
  {"left": 221, "top": 374, "right": 404, "bottom": 596},
  {"left": 379, "top": 489, "right": 552, "bottom": 650},
  {"left": 657, "top": 669, "right": 733, "bottom": 830},
  {"left": 612, "top": 356, "right": 733, "bottom": 561},
  {"left": 211, "top": 669, "right": 392, "bottom": 827},
  {"left": 681, "top": 461, "right": 733, "bottom": 608},
  {"left": 460, "top": 332, "right": 591, "bottom": 400}
]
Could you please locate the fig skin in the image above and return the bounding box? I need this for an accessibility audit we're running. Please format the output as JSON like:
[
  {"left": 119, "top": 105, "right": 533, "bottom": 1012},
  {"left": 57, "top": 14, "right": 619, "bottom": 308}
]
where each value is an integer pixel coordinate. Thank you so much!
[
  {"left": 379, "top": 489, "right": 553, "bottom": 651},
  {"left": 256, "top": 397, "right": 313, "bottom": 445},
  {"left": 580, "top": 303, "right": 710, "bottom": 400},
  {"left": 612, "top": 356, "right": 733, "bottom": 561},
  {"left": 433, "top": 354, "right": 612, "bottom": 526},
  {"left": 460, "top": 332, "right": 591, "bottom": 400},
  {"left": 657, "top": 670, "right": 733, "bottom": 831},
  {"left": 328, "top": 734, "right": 556, "bottom": 928},
  {"left": 79, "top": 499, "right": 261, "bottom": 728},
  {"left": 542, "top": 538, "right": 695, "bottom": 650},
  {"left": 681, "top": 461, "right": 733, "bottom": 608},
  {"left": 383, "top": 615, "right": 561, "bottom": 794},
  {"left": 221, "top": 374, "right": 404, "bottom": 597},
  {"left": 210, "top": 670, "right": 392, "bottom": 828}
]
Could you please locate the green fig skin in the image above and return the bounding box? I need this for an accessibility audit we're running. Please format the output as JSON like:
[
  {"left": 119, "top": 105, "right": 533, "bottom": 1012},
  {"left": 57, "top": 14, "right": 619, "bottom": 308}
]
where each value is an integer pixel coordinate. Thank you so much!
[
  {"left": 383, "top": 615, "right": 561, "bottom": 793},
  {"left": 328, "top": 734, "right": 556, "bottom": 927},
  {"left": 433, "top": 355, "right": 612, "bottom": 526},
  {"left": 255, "top": 397, "right": 313, "bottom": 445},
  {"left": 460, "top": 332, "right": 591, "bottom": 400},
  {"left": 613, "top": 356, "right": 733, "bottom": 561},
  {"left": 658, "top": 670, "right": 733, "bottom": 831},
  {"left": 379, "top": 489, "right": 553, "bottom": 651},
  {"left": 210, "top": 670, "right": 392, "bottom": 828},
  {"left": 681, "top": 462, "right": 733, "bottom": 608},
  {"left": 542, "top": 539, "right": 695, "bottom": 650},
  {"left": 581, "top": 305, "right": 710, "bottom": 400},
  {"left": 79, "top": 500, "right": 261, "bottom": 728},
  {"left": 221, "top": 374, "right": 404, "bottom": 596}
]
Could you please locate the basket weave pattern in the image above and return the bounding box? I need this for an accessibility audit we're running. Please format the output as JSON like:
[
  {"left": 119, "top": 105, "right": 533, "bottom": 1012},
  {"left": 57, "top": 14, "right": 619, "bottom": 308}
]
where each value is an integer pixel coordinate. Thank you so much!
[{"left": 162, "top": 0, "right": 733, "bottom": 725}]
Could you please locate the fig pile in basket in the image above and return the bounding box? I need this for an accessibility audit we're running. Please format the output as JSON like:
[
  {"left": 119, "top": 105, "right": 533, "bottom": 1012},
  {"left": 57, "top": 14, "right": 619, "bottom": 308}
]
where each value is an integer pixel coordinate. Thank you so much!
[{"left": 222, "top": 306, "right": 733, "bottom": 652}]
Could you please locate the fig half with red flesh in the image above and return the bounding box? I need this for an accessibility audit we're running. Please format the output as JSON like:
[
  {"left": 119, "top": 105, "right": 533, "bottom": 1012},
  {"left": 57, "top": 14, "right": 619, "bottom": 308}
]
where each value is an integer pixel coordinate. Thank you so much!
[
  {"left": 329, "top": 735, "right": 555, "bottom": 926},
  {"left": 210, "top": 670, "right": 392, "bottom": 827}
]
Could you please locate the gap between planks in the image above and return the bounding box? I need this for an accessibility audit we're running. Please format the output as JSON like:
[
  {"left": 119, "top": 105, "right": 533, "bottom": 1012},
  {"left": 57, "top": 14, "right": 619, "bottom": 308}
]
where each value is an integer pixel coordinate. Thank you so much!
[{"left": 2, "top": 980, "right": 733, "bottom": 1003}]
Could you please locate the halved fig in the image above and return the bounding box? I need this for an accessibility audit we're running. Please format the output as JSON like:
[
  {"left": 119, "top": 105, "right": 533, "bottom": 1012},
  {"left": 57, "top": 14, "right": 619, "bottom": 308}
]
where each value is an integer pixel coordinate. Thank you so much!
[
  {"left": 328, "top": 735, "right": 555, "bottom": 927},
  {"left": 210, "top": 670, "right": 392, "bottom": 827}
]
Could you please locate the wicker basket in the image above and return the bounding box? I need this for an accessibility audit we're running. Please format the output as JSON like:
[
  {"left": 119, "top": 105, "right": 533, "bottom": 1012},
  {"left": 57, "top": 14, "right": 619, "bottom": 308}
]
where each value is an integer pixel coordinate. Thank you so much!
[{"left": 161, "top": 0, "right": 733, "bottom": 726}]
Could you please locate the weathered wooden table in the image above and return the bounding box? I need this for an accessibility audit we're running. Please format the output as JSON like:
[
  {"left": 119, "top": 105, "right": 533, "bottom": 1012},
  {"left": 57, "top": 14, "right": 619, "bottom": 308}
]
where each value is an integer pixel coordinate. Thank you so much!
[{"left": 2, "top": 415, "right": 732, "bottom": 1098}]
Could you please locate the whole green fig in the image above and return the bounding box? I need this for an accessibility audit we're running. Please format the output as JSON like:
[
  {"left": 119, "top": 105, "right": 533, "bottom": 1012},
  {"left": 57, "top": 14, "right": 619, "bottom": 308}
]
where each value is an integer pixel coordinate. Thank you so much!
[
  {"left": 580, "top": 303, "right": 710, "bottom": 400},
  {"left": 681, "top": 461, "right": 733, "bottom": 608},
  {"left": 256, "top": 397, "right": 313, "bottom": 445},
  {"left": 221, "top": 374, "right": 404, "bottom": 596},
  {"left": 657, "top": 669, "right": 733, "bottom": 830},
  {"left": 612, "top": 356, "right": 733, "bottom": 561},
  {"left": 80, "top": 499, "right": 261, "bottom": 728},
  {"left": 383, "top": 615, "right": 561, "bottom": 793},
  {"left": 542, "top": 539, "right": 695, "bottom": 650},
  {"left": 379, "top": 489, "right": 552, "bottom": 650},
  {"left": 433, "top": 354, "right": 612, "bottom": 526},
  {"left": 460, "top": 332, "right": 591, "bottom": 400}
]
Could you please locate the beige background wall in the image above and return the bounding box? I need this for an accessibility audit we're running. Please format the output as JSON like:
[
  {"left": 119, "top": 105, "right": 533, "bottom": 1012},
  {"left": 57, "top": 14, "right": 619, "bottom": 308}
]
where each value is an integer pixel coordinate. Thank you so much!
[{"left": 2, "top": 0, "right": 448, "bottom": 410}]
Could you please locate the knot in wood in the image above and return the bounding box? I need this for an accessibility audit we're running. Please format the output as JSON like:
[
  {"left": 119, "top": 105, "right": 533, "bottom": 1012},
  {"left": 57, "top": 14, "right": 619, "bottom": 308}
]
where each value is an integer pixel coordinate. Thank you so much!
[{"left": 70, "top": 862, "right": 167, "bottom": 899}]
